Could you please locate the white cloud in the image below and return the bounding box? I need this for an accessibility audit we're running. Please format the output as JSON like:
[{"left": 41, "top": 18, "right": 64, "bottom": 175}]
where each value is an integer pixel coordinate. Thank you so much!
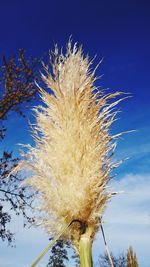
[
  {"left": 93, "top": 173, "right": 150, "bottom": 267},
  {"left": 105, "top": 173, "right": 150, "bottom": 224}
]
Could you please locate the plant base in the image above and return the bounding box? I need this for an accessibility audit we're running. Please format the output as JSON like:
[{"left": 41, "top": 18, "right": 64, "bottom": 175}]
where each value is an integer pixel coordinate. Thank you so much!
[{"left": 79, "top": 228, "right": 93, "bottom": 267}]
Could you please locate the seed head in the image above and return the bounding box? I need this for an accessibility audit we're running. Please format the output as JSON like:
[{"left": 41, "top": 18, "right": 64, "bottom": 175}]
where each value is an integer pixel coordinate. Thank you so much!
[{"left": 21, "top": 41, "right": 123, "bottom": 248}]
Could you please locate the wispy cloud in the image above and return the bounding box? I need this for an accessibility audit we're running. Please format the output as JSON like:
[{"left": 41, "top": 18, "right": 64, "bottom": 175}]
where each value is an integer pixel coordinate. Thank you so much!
[{"left": 93, "top": 173, "right": 150, "bottom": 267}]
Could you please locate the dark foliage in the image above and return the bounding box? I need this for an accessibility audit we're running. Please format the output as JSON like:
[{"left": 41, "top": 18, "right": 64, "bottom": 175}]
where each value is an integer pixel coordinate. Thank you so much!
[
  {"left": 46, "top": 239, "right": 81, "bottom": 267},
  {"left": 0, "top": 49, "right": 40, "bottom": 141},
  {"left": 0, "top": 204, "right": 13, "bottom": 243},
  {"left": 0, "top": 49, "right": 40, "bottom": 244},
  {"left": 97, "top": 252, "right": 127, "bottom": 267},
  {"left": 71, "top": 249, "right": 80, "bottom": 267},
  {"left": 0, "top": 151, "right": 35, "bottom": 243},
  {"left": 47, "top": 240, "right": 69, "bottom": 267},
  {"left": 0, "top": 49, "right": 39, "bottom": 120}
]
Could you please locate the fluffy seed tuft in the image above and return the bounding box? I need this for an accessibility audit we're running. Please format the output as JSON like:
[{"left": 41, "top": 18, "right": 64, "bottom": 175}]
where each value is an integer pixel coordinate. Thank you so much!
[{"left": 20, "top": 41, "right": 124, "bottom": 247}]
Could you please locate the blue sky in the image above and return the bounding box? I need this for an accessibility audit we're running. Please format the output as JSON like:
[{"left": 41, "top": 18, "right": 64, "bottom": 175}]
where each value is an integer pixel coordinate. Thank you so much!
[{"left": 0, "top": 0, "right": 150, "bottom": 266}]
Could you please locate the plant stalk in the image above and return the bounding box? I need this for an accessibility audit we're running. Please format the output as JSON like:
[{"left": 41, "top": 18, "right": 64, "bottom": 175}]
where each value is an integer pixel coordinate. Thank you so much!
[{"left": 79, "top": 227, "right": 93, "bottom": 267}]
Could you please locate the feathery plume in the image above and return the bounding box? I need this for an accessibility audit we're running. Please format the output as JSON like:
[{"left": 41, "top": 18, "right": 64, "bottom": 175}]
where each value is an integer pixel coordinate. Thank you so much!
[
  {"left": 20, "top": 41, "right": 125, "bottom": 261},
  {"left": 127, "top": 246, "right": 139, "bottom": 267}
]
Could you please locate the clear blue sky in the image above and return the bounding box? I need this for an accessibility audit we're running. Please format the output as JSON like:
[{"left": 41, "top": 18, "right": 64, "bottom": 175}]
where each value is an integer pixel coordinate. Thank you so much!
[{"left": 0, "top": 1, "right": 150, "bottom": 266}]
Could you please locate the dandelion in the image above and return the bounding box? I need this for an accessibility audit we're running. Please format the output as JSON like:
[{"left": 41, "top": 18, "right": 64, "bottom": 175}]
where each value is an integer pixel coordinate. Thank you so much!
[{"left": 20, "top": 41, "right": 125, "bottom": 267}]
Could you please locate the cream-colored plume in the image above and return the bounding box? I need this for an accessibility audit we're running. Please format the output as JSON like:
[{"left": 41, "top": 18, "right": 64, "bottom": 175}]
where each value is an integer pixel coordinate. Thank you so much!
[{"left": 20, "top": 41, "right": 124, "bottom": 247}]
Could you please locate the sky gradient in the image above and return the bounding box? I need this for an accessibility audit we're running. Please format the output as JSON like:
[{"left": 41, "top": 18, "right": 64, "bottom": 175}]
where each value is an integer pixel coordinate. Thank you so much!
[{"left": 0, "top": 0, "right": 150, "bottom": 266}]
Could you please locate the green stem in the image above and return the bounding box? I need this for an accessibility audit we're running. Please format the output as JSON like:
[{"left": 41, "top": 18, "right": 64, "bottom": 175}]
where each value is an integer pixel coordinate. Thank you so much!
[{"left": 79, "top": 227, "right": 93, "bottom": 267}]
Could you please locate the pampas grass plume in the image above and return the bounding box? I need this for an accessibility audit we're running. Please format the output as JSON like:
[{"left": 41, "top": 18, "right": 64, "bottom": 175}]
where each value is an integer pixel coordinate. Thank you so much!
[{"left": 20, "top": 41, "right": 125, "bottom": 251}]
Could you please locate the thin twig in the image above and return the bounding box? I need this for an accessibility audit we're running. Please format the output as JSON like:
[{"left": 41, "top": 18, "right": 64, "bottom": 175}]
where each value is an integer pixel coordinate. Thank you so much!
[{"left": 100, "top": 223, "right": 115, "bottom": 267}]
